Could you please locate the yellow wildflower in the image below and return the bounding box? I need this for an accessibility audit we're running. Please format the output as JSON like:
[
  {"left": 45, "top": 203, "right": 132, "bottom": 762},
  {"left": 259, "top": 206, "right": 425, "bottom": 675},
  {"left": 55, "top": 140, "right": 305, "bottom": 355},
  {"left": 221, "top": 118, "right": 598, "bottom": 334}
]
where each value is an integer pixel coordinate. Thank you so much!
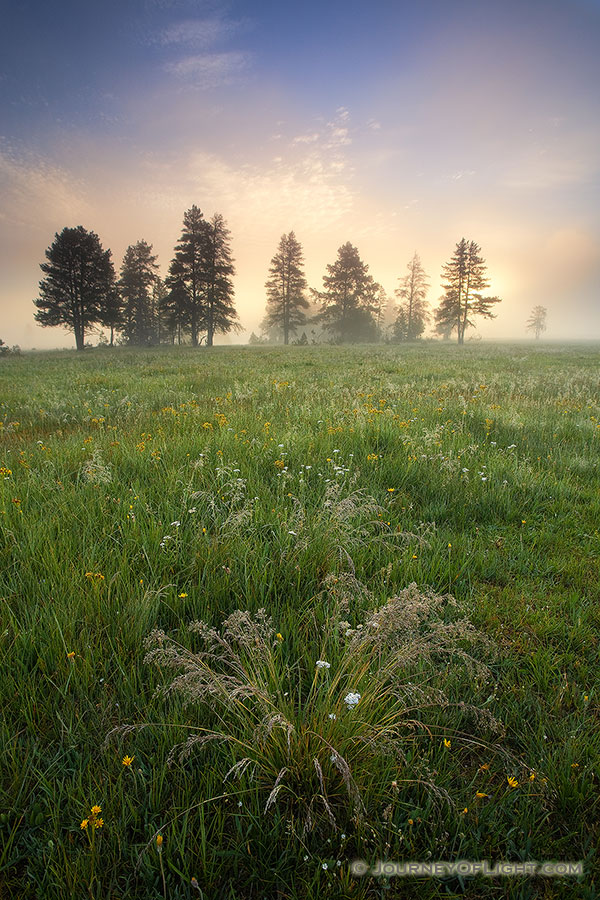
[
  {"left": 475, "top": 792, "right": 488, "bottom": 799},
  {"left": 91, "top": 805, "right": 102, "bottom": 815},
  {"left": 443, "top": 738, "right": 451, "bottom": 749},
  {"left": 178, "top": 592, "right": 188, "bottom": 598},
  {"left": 67, "top": 651, "right": 75, "bottom": 659},
  {"left": 507, "top": 776, "right": 518, "bottom": 788},
  {"left": 93, "top": 818, "right": 104, "bottom": 829},
  {"left": 276, "top": 633, "right": 283, "bottom": 641},
  {"left": 80, "top": 819, "right": 89, "bottom": 830},
  {"left": 122, "top": 755, "right": 134, "bottom": 767}
]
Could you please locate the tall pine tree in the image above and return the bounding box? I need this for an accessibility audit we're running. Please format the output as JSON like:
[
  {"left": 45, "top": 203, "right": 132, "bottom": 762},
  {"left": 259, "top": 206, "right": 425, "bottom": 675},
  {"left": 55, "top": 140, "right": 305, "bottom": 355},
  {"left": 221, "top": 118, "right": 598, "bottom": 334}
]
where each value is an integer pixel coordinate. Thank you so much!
[
  {"left": 264, "top": 232, "right": 309, "bottom": 345},
  {"left": 203, "top": 213, "right": 238, "bottom": 347},
  {"left": 169, "top": 205, "right": 207, "bottom": 346},
  {"left": 315, "top": 242, "right": 379, "bottom": 343},
  {"left": 34, "top": 226, "right": 116, "bottom": 351},
  {"left": 435, "top": 239, "right": 501, "bottom": 344},
  {"left": 119, "top": 240, "right": 159, "bottom": 345},
  {"left": 394, "top": 253, "right": 430, "bottom": 341}
]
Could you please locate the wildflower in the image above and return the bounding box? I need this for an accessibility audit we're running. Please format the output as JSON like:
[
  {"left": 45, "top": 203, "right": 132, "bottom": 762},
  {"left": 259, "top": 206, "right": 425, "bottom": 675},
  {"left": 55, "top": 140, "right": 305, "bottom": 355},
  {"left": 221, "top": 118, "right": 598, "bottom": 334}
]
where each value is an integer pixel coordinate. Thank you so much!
[
  {"left": 475, "top": 792, "right": 488, "bottom": 799},
  {"left": 276, "top": 633, "right": 283, "bottom": 641},
  {"left": 178, "top": 592, "right": 188, "bottom": 598},
  {"left": 91, "top": 806, "right": 101, "bottom": 816},
  {"left": 191, "top": 877, "right": 200, "bottom": 890},
  {"left": 408, "top": 818, "right": 414, "bottom": 825},
  {"left": 93, "top": 818, "right": 104, "bottom": 829},
  {"left": 344, "top": 691, "right": 361, "bottom": 709},
  {"left": 507, "top": 776, "right": 519, "bottom": 788},
  {"left": 122, "top": 755, "right": 134, "bottom": 767},
  {"left": 67, "top": 651, "right": 75, "bottom": 659},
  {"left": 529, "top": 772, "right": 536, "bottom": 781},
  {"left": 462, "top": 807, "right": 468, "bottom": 814},
  {"left": 328, "top": 713, "right": 337, "bottom": 720},
  {"left": 316, "top": 660, "right": 331, "bottom": 669},
  {"left": 479, "top": 763, "right": 490, "bottom": 771},
  {"left": 80, "top": 819, "right": 89, "bottom": 829},
  {"left": 156, "top": 834, "right": 163, "bottom": 852},
  {"left": 387, "top": 487, "right": 395, "bottom": 493},
  {"left": 322, "top": 862, "right": 328, "bottom": 870},
  {"left": 443, "top": 738, "right": 451, "bottom": 749}
]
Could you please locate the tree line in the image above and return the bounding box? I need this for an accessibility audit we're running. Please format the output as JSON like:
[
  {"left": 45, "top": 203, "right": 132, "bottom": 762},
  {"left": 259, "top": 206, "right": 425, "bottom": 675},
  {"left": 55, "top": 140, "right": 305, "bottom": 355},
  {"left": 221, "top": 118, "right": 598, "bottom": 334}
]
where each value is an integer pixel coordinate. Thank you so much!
[
  {"left": 34, "top": 207, "right": 552, "bottom": 350},
  {"left": 33, "top": 206, "right": 239, "bottom": 351}
]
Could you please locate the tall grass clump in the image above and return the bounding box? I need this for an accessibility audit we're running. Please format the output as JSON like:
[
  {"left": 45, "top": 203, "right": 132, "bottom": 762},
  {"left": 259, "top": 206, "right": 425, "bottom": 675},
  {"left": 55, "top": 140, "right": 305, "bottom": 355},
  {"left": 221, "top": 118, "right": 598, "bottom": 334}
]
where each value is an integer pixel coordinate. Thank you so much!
[{"left": 137, "top": 577, "right": 506, "bottom": 857}]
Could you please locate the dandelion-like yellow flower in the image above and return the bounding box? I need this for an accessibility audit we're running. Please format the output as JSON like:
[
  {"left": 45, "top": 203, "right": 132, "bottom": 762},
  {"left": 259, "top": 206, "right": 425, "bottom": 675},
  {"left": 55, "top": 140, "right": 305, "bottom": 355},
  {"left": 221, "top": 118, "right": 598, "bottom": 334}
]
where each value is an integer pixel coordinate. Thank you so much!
[
  {"left": 80, "top": 819, "right": 89, "bottom": 829},
  {"left": 91, "top": 805, "right": 102, "bottom": 815},
  {"left": 387, "top": 487, "right": 395, "bottom": 493},
  {"left": 93, "top": 818, "right": 104, "bottom": 829},
  {"left": 122, "top": 755, "right": 134, "bottom": 767},
  {"left": 67, "top": 651, "right": 75, "bottom": 659},
  {"left": 156, "top": 834, "right": 163, "bottom": 852},
  {"left": 178, "top": 592, "right": 188, "bottom": 598},
  {"left": 443, "top": 738, "right": 451, "bottom": 749},
  {"left": 462, "top": 807, "right": 468, "bottom": 814},
  {"left": 476, "top": 792, "right": 488, "bottom": 799},
  {"left": 276, "top": 633, "right": 283, "bottom": 641},
  {"left": 529, "top": 772, "right": 536, "bottom": 781},
  {"left": 507, "top": 776, "right": 519, "bottom": 788}
]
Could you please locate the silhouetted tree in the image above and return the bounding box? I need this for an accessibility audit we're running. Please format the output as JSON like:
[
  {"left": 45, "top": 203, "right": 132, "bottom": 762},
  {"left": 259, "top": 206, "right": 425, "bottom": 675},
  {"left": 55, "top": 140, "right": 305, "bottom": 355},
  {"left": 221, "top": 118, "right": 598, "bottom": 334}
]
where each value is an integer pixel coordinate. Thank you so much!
[
  {"left": 34, "top": 226, "right": 116, "bottom": 351},
  {"left": 161, "top": 275, "right": 190, "bottom": 345},
  {"left": 169, "top": 205, "right": 207, "bottom": 346},
  {"left": 527, "top": 305, "right": 547, "bottom": 340},
  {"left": 203, "top": 213, "right": 239, "bottom": 347},
  {"left": 394, "top": 253, "right": 430, "bottom": 340},
  {"left": 119, "top": 240, "right": 159, "bottom": 345},
  {"left": 264, "top": 232, "right": 309, "bottom": 345},
  {"left": 435, "top": 239, "right": 501, "bottom": 344},
  {"left": 314, "top": 242, "right": 380, "bottom": 343}
]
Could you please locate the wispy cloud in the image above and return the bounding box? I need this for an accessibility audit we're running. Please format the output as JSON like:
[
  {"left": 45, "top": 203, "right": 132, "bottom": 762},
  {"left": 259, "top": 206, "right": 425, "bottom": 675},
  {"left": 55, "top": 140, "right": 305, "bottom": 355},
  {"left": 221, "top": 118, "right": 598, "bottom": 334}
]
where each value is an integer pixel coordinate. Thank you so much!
[
  {"left": 159, "top": 17, "right": 241, "bottom": 49},
  {"left": 164, "top": 51, "right": 251, "bottom": 87}
]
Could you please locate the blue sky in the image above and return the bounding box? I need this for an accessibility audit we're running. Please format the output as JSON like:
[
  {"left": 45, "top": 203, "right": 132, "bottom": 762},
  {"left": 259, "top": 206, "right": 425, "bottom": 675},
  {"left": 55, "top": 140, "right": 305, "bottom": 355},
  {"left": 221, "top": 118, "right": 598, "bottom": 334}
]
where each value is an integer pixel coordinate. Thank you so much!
[{"left": 1, "top": 0, "right": 599, "bottom": 346}]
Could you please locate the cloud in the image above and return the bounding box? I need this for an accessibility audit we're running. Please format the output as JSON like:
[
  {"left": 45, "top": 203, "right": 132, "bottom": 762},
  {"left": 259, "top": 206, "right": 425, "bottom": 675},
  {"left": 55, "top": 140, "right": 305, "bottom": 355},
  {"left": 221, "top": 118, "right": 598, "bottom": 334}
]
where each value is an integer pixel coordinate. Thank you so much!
[
  {"left": 159, "top": 17, "right": 240, "bottom": 48},
  {"left": 165, "top": 51, "right": 251, "bottom": 86}
]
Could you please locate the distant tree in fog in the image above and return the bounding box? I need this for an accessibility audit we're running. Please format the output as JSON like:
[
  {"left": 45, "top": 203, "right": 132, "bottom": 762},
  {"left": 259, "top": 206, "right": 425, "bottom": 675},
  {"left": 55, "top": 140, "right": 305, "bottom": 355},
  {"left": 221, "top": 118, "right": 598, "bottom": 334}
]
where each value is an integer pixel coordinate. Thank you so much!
[
  {"left": 264, "top": 232, "right": 309, "bottom": 345},
  {"left": 394, "top": 253, "right": 430, "bottom": 341},
  {"left": 526, "top": 305, "right": 547, "bottom": 340},
  {"left": 33, "top": 226, "right": 116, "bottom": 351}
]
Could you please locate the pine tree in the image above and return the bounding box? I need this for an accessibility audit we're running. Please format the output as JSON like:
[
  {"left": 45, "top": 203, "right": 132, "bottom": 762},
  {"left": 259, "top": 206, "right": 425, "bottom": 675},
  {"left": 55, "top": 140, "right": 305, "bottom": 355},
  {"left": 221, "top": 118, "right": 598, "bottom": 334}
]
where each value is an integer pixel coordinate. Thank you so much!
[
  {"left": 264, "top": 232, "right": 309, "bottom": 345},
  {"left": 315, "top": 242, "right": 379, "bottom": 343},
  {"left": 435, "top": 239, "right": 501, "bottom": 344},
  {"left": 394, "top": 253, "right": 430, "bottom": 341},
  {"left": 203, "top": 213, "right": 239, "bottom": 347},
  {"left": 119, "top": 240, "right": 159, "bottom": 345},
  {"left": 526, "top": 305, "right": 547, "bottom": 339},
  {"left": 169, "top": 205, "right": 207, "bottom": 347},
  {"left": 33, "top": 226, "right": 116, "bottom": 351}
]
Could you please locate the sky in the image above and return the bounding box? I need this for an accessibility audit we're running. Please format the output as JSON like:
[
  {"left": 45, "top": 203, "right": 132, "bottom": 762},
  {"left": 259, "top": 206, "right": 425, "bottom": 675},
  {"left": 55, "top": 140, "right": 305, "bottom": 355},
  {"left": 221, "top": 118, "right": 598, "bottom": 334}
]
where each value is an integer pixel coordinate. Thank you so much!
[{"left": 1, "top": 0, "right": 599, "bottom": 348}]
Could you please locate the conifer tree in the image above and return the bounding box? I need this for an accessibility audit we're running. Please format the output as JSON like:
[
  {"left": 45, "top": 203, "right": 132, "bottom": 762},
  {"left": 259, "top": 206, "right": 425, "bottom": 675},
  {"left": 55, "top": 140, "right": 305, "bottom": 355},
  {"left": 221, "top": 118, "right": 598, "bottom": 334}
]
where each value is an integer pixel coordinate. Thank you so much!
[
  {"left": 264, "top": 232, "right": 309, "bottom": 345},
  {"left": 34, "top": 226, "right": 116, "bottom": 351},
  {"left": 435, "top": 239, "right": 501, "bottom": 344}
]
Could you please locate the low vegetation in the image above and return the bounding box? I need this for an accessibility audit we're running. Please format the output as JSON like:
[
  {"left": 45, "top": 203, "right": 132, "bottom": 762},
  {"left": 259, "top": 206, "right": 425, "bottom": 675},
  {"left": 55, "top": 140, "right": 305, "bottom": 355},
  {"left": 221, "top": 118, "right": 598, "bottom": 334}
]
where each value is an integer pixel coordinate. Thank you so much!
[{"left": 0, "top": 342, "right": 598, "bottom": 898}]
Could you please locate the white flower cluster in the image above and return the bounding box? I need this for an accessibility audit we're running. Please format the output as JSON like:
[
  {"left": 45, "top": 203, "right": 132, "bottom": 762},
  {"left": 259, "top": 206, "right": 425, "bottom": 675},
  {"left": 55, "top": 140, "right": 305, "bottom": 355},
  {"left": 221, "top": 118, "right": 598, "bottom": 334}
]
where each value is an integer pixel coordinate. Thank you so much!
[
  {"left": 344, "top": 691, "right": 361, "bottom": 709},
  {"left": 316, "top": 660, "right": 331, "bottom": 669}
]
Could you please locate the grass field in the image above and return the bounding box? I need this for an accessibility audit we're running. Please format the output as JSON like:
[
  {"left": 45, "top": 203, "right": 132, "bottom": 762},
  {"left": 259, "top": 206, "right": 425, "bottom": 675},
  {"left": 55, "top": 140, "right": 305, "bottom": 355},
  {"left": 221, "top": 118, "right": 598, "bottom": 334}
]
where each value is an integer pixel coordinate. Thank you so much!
[{"left": 0, "top": 342, "right": 599, "bottom": 899}]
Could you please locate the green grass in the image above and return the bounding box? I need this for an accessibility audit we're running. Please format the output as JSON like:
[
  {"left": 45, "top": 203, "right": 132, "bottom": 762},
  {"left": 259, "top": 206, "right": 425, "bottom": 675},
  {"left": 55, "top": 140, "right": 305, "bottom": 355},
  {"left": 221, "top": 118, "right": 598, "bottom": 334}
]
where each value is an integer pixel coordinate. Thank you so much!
[{"left": 0, "top": 342, "right": 599, "bottom": 899}]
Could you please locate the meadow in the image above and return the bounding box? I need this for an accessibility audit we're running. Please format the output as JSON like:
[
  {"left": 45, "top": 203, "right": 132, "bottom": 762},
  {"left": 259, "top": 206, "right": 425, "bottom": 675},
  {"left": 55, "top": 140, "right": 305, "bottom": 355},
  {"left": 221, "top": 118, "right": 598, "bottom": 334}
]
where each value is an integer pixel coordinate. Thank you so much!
[{"left": 0, "top": 342, "right": 598, "bottom": 899}]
